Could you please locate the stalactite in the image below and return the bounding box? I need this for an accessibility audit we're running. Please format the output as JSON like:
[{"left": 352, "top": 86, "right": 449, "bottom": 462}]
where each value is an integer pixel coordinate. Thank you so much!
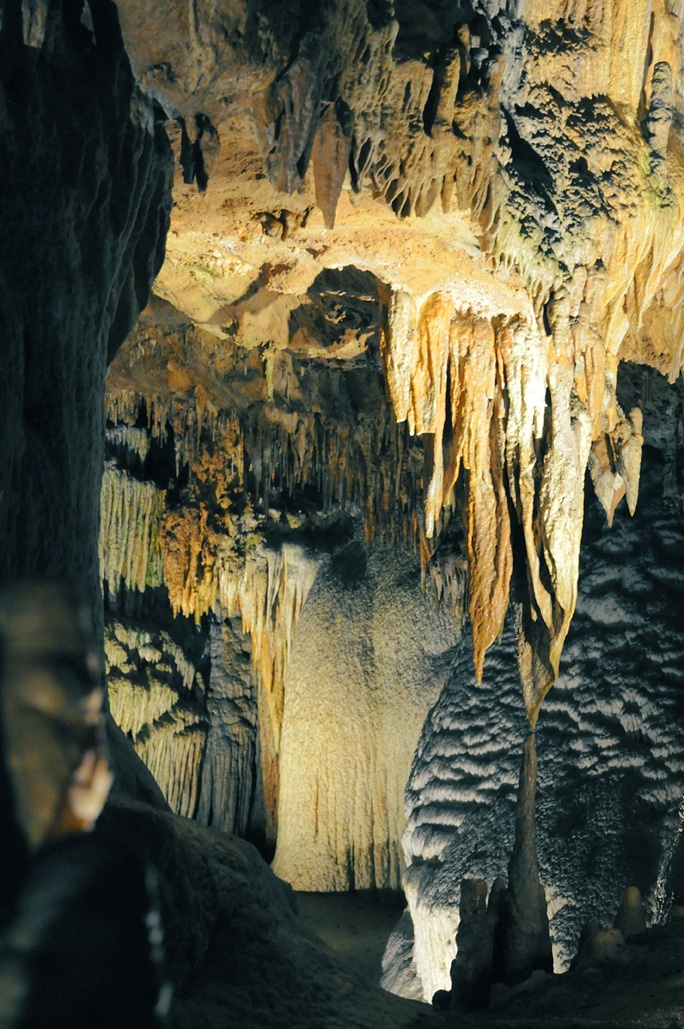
[
  {"left": 136, "top": 721, "right": 206, "bottom": 818},
  {"left": 106, "top": 425, "right": 151, "bottom": 464},
  {"left": 108, "top": 673, "right": 178, "bottom": 738},
  {"left": 105, "top": 389, "right": 174, "bottom": 444},
  {"left": 99, "top": 465, "right": 166, "bottom": 600},
  {"left": 343, "top": 0, "right": 684, "bottom": 718},
  {"left": 379, "top": 287, "right": 651, "bottom": 721},
  {"left": 238, "top": 545, "right": 324, "bottom": 844},
  {"left": 382, "top": 304, "right": 521, "bottom": 693},
  {"left": 103, "top": 0, "right": 684, "bottom": 731},
  {"left": 588, "top": 404, "right": 644, "bottom": 525},
  {"left": 239, "top": 405, "right": 427, "bottom": 554}
]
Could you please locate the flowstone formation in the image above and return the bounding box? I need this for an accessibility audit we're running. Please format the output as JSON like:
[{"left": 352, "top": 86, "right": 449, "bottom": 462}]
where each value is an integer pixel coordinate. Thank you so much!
[
  {"left": 271, "top": 544, "right": 462, "bottom": 891},
  {"left": 382, "top": 368, "right": 684, "bottom": 1002}
]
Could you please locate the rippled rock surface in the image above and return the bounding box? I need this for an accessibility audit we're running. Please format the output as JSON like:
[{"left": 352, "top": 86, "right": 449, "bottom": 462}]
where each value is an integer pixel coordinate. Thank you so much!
[{"left": 386, "top": 434, "right": 684, "bottom": 1000}]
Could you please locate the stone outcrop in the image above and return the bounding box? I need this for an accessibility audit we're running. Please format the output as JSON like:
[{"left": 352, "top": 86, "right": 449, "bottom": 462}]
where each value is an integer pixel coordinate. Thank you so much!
[{"left": 101, "top": 796, "right": 433, "bottom": 1029}]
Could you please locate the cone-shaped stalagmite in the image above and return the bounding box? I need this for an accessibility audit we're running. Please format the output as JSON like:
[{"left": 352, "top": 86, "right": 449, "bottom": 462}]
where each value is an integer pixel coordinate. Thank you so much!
[
  {"left": 450, "top": 879, "right": 494, "bottom": 1012},
  {"left": 496, "top": 733, "right": 553, "bottom": 985}
]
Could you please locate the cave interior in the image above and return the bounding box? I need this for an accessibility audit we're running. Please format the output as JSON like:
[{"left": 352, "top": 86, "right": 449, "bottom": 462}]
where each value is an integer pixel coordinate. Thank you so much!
[{"left": 1, "top": 0, "right": 684, "bottom": 1026}]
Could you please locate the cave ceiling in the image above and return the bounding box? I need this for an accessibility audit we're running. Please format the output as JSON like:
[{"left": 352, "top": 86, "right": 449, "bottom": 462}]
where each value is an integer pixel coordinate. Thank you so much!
[{"left": 108, "top": 0, "right": 684, "bottom": 724}]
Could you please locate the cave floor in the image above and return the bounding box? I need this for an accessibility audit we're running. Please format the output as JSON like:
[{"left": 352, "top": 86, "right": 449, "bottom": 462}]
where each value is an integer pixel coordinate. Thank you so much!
[
  {"left": 294, "top": 889, "right": 406, "bottom": 983},
  {"left": 294, "top": 892, "right": 684, "bottom": 1028},
  {"left": 452, "top": 921, "right": 684, "bottom": 1029}
]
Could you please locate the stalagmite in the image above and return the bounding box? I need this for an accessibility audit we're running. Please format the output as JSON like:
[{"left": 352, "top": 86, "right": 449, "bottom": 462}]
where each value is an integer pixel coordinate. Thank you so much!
[
  {"left": 450, "top": 879, "right": 494, "bottom": 1012},
  {"left": 496, "top": 733, "right": 553, "bottom": 984}
]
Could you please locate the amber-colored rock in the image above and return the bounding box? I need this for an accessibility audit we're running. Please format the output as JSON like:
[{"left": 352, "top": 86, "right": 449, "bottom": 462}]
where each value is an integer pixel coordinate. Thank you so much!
[
  {"left": 106, "top": 0, "right": 684, "bottom": 716},
  {"left": 614, "top": 886, "right": 648, "bottom": 939}
]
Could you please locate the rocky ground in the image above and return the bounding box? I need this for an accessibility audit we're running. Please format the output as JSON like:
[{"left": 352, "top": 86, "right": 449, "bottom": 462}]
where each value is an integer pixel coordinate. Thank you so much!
[
  {"left": 99, "top": 792, "right": 684, "bottom": 1029},
  {"left": 458, "top": 921, "right": 684, "bottom": 1029},
  {"left": 103, "top": 796, "right": 431, "bottom": 1029},
  {"left": 302, "top": 890, "right": 684, "bottom": 1028}
]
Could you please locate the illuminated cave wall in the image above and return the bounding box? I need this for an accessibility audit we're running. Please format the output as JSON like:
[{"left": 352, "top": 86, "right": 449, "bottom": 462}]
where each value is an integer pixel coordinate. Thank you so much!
[
  {"left": 99, "top": 304, "right": 466, "bottom": 876},
  {"left": 271, "top": 543, "right": 462, "bottom": 891},
  {"left": 5, "top": 3, "right": 684, "bottom": 1025},
  {"left": 101, "top": 317, "right": 683, "bottom": 965},
  {"left": 112, "top": 0, "right": 684, "bottom": 737}
]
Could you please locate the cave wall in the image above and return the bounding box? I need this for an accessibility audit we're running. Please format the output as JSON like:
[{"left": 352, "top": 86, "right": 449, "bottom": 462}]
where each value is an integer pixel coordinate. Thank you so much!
[
  {"left": 0, "top": 0, "right": 171, "bottom": 630},
  {"left": 100, "top": 305, "right": 467, "bottom": 883},
  {"left": 2, "top": 0, "right": 682, "bottom": 848},
  {"left": 272, "top": 544, "right": 461, "bottom": 891},
  {"left": 105, "top": 0, "right": 684, "bottom": 722}
]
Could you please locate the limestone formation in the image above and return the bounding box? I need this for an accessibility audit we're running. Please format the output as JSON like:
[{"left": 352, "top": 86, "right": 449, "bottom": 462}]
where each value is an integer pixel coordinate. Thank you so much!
[
  {"left": 97, "top": 6, "right": 684, "bottom": 883},
  {"left": 450, "top": 878, "right": 494, "bottom": 1011},
  {"left": 2, "top": 1, "right": 684, "bottom": 1026},
  {"left": 614, "top": 886, "right": 648, "bottom": 939},
  {"left": 103, "top": 0, "right": 684, "bottom": 720},
  {"left": 271, "top": 545, "right": 461, "bottom": 891},
  {"left": 105, "top": 618, "right": 207, "bottom": 818},
  {"left": 101, "top": 299, "right": 464, "bottom": 864},
  {"left": 575, "top": 926, "right": 627, "bottom": 966},
  {"left": 384, "top": 402, "right": 684, "bottom": 1001},
  {"left": 496, "top": 733, "right": 554, "bottom": 985},
  {"left": 196, "top": 614, "right": 260, "bottom": 839}
]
